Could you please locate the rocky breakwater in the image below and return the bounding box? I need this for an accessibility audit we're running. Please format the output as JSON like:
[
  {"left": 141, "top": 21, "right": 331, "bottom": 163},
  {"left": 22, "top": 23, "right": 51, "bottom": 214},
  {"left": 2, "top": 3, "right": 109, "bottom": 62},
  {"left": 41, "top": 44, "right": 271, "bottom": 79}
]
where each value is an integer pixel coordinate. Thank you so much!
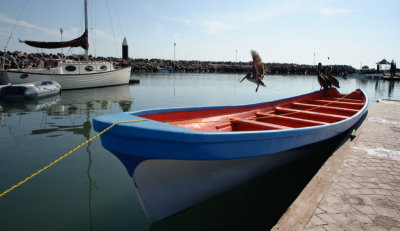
[
  {"left": 1, "top": 51, "right": 356, "bottom": 76},
  {"left": 0, "top": 51, "right": 128, "bottom": 70},
  {"left": 131, "top": 58, "right": 356, "bottom": 76},
  {"left": 130, "top": 59, "right": 254, "bottom": 73}
]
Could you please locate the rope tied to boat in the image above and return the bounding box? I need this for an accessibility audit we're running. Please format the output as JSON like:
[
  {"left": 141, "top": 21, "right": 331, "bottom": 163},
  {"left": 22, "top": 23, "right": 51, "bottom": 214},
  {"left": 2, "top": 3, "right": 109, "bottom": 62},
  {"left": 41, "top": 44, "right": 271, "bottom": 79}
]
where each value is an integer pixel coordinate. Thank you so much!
[
  {"left": 0, "top": 93, "right": 360, "bottom": 198},
  {"left": 168, "top": 92, "right": 356, "bottom": 125},
  {"left": 0, "top": 119, "right": 146, "bottom": 198}
]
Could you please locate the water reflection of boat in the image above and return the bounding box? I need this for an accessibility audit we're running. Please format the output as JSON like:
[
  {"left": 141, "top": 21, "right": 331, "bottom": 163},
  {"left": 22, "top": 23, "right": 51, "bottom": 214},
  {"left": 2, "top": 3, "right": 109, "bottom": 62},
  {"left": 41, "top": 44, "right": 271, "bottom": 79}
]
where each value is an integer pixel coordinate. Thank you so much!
[
  {"left": 47, "top": 84, "right": 132, "bottom": 115},
  {"left": 15, "top": 86, "right": 132, "bottom": 229},
  {"left": 25, "top": 85, "right": 132, "bottom": 138},
  {"left": 0, "top": 94, "right": 61, "bottom": 112},
  {"left": 347, "top": 73, "right": 383, "bottom": 80},
  {"left": 346, "top": 74, "right": 367, "bottom": 79},
  {"left": 94, "top": 88, "right": 368, "bottom": 221},
  {"left": 0, "top": 84, "right": 131, "bottom": 114},
  {"left": 365, "top": 74, "right": 383, "bottom": 80}
]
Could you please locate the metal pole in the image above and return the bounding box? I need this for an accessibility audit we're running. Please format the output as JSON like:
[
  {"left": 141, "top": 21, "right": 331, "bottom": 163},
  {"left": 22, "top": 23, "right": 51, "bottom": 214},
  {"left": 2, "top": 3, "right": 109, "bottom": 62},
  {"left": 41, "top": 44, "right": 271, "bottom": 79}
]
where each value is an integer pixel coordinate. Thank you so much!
[
  {"left": 60, "top": 28, "right": 63, "bottom": 60},
  {"left": 84, "top": 0, "right": 88, "bottom": 61},
  {"left": 313, "top": 52, "right": 315, "bottom": 66},
  {"left": 174, "top": 43, "right": 176, "bottom": 61},
  {"left": 235, "top": 50, "right": 237, "bottom": 62}
]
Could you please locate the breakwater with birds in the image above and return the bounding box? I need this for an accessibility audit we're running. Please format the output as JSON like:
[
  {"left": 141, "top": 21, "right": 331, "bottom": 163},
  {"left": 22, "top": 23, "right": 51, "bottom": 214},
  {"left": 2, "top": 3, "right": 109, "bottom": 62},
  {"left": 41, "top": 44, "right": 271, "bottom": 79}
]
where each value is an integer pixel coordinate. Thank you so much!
[{"left": 1, "top": 51, "right": 357, "bottom": 75}]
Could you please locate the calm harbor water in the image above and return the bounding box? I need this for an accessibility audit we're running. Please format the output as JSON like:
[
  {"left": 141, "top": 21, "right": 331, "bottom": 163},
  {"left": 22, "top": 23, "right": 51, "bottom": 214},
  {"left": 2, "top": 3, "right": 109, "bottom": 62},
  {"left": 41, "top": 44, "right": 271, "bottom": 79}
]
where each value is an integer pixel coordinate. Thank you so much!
[{"left": 0, "top": 73, "right": 399, "bottom": 231}]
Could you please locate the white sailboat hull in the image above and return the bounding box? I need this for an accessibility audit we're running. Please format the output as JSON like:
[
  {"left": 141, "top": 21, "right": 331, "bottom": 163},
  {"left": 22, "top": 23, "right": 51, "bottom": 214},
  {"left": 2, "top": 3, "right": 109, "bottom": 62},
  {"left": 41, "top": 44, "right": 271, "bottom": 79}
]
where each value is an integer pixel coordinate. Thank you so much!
[{"left": 3, "top": 67, "right": 131, "bottom": 90}]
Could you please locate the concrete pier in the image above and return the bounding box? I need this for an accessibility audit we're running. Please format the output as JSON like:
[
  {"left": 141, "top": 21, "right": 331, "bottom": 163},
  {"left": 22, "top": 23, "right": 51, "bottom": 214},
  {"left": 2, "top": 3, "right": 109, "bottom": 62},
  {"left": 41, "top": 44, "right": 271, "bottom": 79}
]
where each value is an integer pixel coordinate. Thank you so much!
[{"left": 272, "top": 100, "right": 400, "bottom": 230}]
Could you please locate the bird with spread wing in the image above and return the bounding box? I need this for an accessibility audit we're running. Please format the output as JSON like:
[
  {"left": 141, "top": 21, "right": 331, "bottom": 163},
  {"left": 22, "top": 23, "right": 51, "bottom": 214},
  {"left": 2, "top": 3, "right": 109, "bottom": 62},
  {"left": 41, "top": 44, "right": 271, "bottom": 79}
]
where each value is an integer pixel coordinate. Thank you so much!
[{"left": 240, "top": 50, "right": 266, "bottom": 92}]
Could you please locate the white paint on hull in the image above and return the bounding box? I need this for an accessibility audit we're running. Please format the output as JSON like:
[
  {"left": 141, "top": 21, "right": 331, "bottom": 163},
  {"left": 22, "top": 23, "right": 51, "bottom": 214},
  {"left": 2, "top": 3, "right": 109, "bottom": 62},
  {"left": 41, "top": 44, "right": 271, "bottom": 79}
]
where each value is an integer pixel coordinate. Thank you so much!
[
  {"left": 132, "top": 149, "right": 306, "bottom": 221},
  {"left": 3, "top": 67, "right": 130, "bottom": 90}
]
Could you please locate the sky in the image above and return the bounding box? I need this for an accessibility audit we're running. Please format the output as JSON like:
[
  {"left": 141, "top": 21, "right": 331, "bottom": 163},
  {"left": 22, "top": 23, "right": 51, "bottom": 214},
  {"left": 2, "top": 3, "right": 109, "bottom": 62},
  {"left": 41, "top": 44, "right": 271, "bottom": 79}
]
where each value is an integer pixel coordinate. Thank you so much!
[{"left": 0, "top": 0, "right": 399, "bottom": 69}]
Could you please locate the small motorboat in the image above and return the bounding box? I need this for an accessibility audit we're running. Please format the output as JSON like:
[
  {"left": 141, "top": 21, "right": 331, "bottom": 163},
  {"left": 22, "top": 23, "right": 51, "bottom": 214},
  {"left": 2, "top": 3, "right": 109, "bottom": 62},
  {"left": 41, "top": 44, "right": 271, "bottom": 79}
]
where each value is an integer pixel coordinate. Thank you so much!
[
  {"left": 0, "top": 80, "right": 61, "bottom": 100},
  {"left": 157, "top": 67, "right": 172, "bottom": 73},
  {"left": 93, "top": 88, "right": 368, "bottom": 221}
]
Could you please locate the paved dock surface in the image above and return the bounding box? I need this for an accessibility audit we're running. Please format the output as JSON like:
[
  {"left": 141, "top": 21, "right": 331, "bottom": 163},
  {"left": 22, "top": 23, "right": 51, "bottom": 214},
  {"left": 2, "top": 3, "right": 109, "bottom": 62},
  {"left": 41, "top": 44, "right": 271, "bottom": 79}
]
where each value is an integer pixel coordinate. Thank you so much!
[{"left": 272, "top": 100, "right": 400, "bottom": 231}]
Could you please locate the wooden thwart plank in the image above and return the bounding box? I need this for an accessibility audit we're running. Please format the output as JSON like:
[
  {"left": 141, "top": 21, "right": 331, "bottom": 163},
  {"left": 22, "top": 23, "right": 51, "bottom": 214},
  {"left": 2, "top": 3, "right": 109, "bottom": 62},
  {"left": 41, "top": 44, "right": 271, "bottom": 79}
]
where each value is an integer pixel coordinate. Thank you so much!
[
  {"left": 275, "top": 107, "right": 349, "bottom": 122},
  {"left": 256, "top": 112, "right": 329, "bottom": 126},
  {"left": 310, "top": 99, "right": 364, "bottom": 109},
  {"left": 231, "top": 118, "right": 292, "bottom": 130},
  {"left": 324, "top": 97, "right": 363, "bottom": 103},
  {"left": 292, "top": 102, "right": 359, "bottom": 116}
]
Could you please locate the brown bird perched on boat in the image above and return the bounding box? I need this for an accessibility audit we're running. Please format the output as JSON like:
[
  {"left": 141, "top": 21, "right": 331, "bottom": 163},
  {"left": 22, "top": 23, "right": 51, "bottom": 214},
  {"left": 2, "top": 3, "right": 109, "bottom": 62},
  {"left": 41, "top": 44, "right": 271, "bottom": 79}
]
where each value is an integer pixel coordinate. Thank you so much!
[
  {"left": 326, "top": 66, "right": 340, "bottom": 88},
  {"left": 240, "top": 50, "right": 266, "bottom": 92},
  {"left": 317, "top": 62, "right": 329, "bottom": 91}
]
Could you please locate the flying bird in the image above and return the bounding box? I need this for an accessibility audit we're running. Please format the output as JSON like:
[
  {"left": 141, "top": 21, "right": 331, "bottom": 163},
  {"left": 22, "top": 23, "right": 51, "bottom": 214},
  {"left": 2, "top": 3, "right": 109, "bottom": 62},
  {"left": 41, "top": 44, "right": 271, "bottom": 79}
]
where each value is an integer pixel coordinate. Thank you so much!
[
  {"left": 317, "top": 63, "right": 329, "bottom": 91},
  {"left": 326, "top": 66, "right": 340, "bottom": 88},
  {"left": 240, "top": 50, "right": 266, "bottom": 92}
]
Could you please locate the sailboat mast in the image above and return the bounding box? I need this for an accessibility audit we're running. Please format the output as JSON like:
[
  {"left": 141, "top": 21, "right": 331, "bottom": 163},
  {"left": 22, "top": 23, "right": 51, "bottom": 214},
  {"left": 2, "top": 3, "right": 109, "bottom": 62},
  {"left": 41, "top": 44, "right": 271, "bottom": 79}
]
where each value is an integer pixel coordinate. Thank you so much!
[{"left": 84, "top": 0, "right": 89, "bottom": 60}]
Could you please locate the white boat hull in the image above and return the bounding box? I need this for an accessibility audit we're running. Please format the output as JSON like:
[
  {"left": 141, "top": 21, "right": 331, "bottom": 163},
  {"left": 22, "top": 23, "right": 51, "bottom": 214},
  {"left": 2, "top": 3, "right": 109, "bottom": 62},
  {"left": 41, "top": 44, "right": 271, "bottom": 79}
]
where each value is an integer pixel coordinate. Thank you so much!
[
  {"left": 3, "top": 67, "right": 131, "bottom": 90},
  {"left": 131, "top": 147, "right": 313, "bottom": 221}
]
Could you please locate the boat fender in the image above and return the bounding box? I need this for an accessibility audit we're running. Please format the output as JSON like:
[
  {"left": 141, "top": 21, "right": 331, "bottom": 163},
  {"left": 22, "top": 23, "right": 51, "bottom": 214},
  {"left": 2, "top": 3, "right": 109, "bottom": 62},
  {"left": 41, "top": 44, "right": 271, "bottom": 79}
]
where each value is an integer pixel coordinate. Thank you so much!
[{"left": 350, "top": 129, "right": 357, "bottom": 140}]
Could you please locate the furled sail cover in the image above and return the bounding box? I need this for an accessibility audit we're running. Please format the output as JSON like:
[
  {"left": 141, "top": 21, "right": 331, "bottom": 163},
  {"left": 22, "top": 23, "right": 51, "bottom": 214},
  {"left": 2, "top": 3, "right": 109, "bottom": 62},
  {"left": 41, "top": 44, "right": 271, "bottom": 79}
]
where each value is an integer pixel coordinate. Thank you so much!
[{"left": 23, "top": 30, "right": 89, "bottom": 50}]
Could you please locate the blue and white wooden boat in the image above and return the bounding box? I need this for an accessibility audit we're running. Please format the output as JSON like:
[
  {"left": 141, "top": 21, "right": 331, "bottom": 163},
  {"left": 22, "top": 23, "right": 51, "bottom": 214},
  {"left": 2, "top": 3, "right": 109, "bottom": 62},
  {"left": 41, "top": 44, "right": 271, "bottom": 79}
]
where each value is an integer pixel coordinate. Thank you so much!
[
  {"left": 93, "top": 88, "right": 368, "bottom": 221},
  {"left": 0, "top": 80, "right": 61, "bottom": 100}
]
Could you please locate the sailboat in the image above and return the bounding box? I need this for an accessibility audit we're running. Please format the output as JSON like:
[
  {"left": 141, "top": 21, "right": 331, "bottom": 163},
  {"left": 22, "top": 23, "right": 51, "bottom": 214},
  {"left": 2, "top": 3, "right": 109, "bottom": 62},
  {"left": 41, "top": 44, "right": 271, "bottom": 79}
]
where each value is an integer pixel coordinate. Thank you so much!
[{"left": 0, "top": 0, "right": 131, "bottom": 90}]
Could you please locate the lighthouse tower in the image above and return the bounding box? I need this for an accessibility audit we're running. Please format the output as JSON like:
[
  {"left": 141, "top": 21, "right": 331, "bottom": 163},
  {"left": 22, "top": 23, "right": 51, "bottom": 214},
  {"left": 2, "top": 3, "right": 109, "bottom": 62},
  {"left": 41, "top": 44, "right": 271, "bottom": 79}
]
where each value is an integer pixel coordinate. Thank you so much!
[{"left": 122, "top": 37, "right": 128, "bottom": 60}]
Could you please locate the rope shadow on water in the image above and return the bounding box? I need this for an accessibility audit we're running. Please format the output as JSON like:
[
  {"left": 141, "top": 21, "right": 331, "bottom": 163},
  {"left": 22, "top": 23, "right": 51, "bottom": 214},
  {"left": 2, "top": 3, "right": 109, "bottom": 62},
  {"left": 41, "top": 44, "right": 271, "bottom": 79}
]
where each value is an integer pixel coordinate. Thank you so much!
[{"left": 0, "top": 119, "right": 145, "bottom": 198}]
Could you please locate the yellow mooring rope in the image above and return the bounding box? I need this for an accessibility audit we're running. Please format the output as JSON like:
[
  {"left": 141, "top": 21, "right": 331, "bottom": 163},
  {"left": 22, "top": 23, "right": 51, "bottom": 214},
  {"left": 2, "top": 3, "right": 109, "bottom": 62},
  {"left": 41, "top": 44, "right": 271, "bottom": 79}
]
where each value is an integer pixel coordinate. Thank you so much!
[
  {"left": 0, "top": 119, "right": 146, "bottom": 198},
  {"left": 0, "top": 92, "right": 361, "bottom": 198}
]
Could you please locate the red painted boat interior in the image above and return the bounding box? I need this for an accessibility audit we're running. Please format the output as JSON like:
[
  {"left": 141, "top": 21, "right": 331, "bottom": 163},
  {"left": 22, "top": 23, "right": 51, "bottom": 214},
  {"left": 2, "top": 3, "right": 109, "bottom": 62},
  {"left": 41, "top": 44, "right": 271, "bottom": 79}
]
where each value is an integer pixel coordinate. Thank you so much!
[{"left": 141, "top": 89, "right": 366, "bottom": 132}]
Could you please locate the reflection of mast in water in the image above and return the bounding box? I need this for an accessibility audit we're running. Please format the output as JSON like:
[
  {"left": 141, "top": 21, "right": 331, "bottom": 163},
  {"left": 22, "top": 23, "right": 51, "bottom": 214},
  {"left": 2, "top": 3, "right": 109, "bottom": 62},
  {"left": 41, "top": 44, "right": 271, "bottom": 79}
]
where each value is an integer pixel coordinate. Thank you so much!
[
  {"left": 118, "top": 100, "right": 133, "bottom": 112},
  {"left": 388, "top": 80, "right": 395, "bottom": 98},
  {"left": 1, "top": 85, "right": 133, "bottom": 229},
  {"left": 174, "top": 75, "right": 176, "bottom": 99},
  {"left": 4, "top": 85, "right": 134, "bottom": 228},
  {"left": 81, "top": 113, "right": 95, "bottom": 231},
  {"left": 86, "top": 130, "right": 95, "bottom": 231}
]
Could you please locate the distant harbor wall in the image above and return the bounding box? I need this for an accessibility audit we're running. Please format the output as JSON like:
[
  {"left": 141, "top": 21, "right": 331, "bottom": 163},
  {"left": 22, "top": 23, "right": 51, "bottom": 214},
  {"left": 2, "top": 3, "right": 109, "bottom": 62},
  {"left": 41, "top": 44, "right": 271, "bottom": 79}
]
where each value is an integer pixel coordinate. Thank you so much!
[
  {"left": 130, "top": 58, "right": 356, "bottom": 75},
  {"left": 1, "top": 51, "right": 357, "bottom": 75}
]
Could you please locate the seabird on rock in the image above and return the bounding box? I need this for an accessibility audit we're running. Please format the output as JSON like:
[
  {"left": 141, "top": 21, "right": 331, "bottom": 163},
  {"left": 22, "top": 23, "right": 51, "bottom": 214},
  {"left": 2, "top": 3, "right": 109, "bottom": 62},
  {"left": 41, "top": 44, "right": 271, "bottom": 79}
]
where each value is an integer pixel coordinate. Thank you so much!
[
  {"left": 317, "top": 62, "right": 329, "bottom": 91},
  {"left": 326, "top": 66, "right": 340, "bottom": 88}
]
